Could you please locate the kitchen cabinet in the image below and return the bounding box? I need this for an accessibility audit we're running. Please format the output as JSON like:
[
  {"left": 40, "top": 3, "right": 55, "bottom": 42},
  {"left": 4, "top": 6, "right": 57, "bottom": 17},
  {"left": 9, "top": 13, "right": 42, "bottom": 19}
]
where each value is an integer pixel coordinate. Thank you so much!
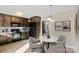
[
  {"left": 19, "top": 18, "right": 24, "bottom": 27},
  {"left": 0, "top": 35, "right": 11, "bottom": 46},
  {"left": 23, "top": 18, "right": 29, "bottom": 27},
  {"left": 0, "top": 14, "right": 3, "bottom": 27},
  {"left": 0, "top": 13, "right": 29, "bottom": 27},
  {"left": 0, "top": 13, "right": 30, "bottom": 45},
  {"left": 21, "top": 32, "right": 29, "bottom": 39},
  {"left": 10, "top": 17, "right": 25, "bottom": 27},
  {"left": 3, "top": 15, "right": 11, "bottom": 27},
  {"left": 15, "top": 17, "right": 20, "bottom": 23},
  {"left": 10, "top": 16, "right": 16, "bottom": 23}
]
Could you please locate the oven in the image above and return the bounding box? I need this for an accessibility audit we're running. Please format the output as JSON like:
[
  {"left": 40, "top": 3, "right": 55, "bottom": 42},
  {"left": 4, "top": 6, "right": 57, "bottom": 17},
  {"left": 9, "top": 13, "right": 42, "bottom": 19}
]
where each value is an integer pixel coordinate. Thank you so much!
[{"left": 11, "top": 29, "right": 21, "bottom": 41}]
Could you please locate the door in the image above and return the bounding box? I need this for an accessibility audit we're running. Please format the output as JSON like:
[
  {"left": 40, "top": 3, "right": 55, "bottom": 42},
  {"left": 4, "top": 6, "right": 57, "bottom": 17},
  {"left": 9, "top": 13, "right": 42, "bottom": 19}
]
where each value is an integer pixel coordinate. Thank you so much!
[{"left": 29, "top": 22, "right": 36, "bottom": 37}]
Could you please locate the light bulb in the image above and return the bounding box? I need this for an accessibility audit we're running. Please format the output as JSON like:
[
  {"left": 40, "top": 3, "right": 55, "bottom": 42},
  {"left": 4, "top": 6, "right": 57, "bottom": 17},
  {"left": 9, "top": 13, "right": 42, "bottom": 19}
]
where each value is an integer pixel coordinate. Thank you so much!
[{"left": 47, "top": 17, "right": 55, "bottom": 22}]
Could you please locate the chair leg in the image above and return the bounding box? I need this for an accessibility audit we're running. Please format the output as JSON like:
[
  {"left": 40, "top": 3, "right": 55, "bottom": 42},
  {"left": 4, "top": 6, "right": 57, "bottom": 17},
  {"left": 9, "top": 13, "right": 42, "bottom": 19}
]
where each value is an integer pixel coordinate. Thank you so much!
[{"left": 64, "top": 45, "right": 67, "bottom": 53}]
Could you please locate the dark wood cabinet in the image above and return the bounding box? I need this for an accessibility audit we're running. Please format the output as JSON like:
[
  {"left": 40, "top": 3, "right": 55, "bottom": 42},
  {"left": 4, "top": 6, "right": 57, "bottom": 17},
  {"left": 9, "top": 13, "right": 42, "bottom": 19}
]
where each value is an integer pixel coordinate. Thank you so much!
[
  {"left": 0, "top": 13, "right": 30, "bottom": 46},
  {"left": 3, "top": 15, "right": 11, "bottom": 27},
  {"left": 10, "top": 17, "right": 27, "bottom": 27},
  {"left": 0, "top": 35, "right": 11, "bottom": 46},
  {"left": 0, "top": 13, "right": 29, "bottom": 27},
  {"left": 19, "top": 18, "right": 24, "bottom": 27},
  {"left": 15, "top": 17, "right": 20, "bottom": 23},
  {"left": 10, "top": 16, "right": 16, "bottom": 23},
  {"left": 0, "top": 14, "right": 3, "bottom": 27},
  {"left": 23, "top": 18, "right": 29, "bottom": 27}
]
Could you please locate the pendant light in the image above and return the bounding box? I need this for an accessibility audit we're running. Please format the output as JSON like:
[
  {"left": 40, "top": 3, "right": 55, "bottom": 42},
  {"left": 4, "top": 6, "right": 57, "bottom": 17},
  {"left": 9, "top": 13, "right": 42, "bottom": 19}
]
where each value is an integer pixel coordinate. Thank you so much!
[
  {"left": 46, "top": 5, "right": 55, "bottom": 38},
  {"left": 47, "top": 5, "right": 55, "bottom": 22}
]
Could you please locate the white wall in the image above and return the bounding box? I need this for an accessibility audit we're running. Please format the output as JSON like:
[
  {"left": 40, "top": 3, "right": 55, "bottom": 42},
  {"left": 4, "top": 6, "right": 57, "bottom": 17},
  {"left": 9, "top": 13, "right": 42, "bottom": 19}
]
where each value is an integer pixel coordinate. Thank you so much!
[{"left": 42, "top": 8, "right": 78, "bottom": 48}]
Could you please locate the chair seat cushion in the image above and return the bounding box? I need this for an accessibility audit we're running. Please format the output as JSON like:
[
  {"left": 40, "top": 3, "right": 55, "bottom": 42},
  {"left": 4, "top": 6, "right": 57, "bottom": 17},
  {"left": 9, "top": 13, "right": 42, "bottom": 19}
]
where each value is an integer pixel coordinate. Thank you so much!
[{"left": 30, "top": 44, "right": 42, "bottom": 49}]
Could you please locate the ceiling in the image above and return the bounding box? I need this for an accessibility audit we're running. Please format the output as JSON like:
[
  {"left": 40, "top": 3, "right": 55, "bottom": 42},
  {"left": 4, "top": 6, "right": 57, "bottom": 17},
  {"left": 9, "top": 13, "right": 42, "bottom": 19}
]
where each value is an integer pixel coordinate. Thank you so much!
[{"left": 0, "top": 5, "right": 77, "bottom": 18}]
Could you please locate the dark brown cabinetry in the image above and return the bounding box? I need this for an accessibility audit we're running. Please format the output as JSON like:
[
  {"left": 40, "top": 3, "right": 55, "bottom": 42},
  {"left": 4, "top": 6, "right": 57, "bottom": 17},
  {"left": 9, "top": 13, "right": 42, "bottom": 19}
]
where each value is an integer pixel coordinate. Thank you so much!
[
  {"left": 19, "top": 18, "right": 24, "bottom": 27},
  {"left": 23, "top": 18, "right": 29, "bottom": 27},
  {"left": 0, "top": 13, "right": 29, "bottom": 27},
  {"left": 3, "top": 15, "right": 11, "bottom": 27},
  {"left": 0, "top": 13, "right": 41, "bottom": 46},
  {"left": 0, "top": 14, "right": 3, "bottom": 27},
  {"left": 10, "top": 16, "right": 16, "bottom": 23},
  {"left": 0, "top": 13, "right": 30, "bottom": 46},
  {"left": 0, "top": 35, "right": 11, "bottom": 45}
]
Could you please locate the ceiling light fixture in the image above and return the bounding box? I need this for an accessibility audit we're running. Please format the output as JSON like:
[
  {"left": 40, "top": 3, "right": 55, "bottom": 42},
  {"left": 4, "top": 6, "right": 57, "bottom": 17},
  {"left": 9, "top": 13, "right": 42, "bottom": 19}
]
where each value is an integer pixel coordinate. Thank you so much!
[
  {"left": 47, "top": 5, "right": 55, "bottom": 22},
  {"left": 46, "top": 5, "right": 55, "bottom": 38}
]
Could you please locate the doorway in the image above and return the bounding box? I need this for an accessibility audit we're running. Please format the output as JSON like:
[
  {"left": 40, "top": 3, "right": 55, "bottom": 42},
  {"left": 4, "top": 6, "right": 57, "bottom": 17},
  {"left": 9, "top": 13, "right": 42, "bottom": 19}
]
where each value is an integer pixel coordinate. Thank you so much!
[{"left": 29, "top": 22, "right": 36, "bottom": 37}]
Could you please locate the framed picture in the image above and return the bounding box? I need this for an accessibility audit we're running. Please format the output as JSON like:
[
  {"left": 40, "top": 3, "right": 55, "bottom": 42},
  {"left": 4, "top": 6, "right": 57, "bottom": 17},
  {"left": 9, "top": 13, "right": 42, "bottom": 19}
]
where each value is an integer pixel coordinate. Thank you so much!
[{"left": 55, "top": 21, "right": 71, "bottom": 31}]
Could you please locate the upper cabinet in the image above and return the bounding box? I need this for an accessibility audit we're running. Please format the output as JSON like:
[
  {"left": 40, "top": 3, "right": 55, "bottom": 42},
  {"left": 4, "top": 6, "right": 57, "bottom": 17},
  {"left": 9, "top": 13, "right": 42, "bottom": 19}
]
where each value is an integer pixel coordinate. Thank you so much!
[
  {"left": 23, "top": 18, "right": 29, "bottom": 27},
  {"left": 11, "top": 17, "right": 26, "bottom": 27},
  {"left": 3, "top": 15, "right": 11, "bottom": 27},
  {"left": 0, "top": 14, "right": 3, "bottom": 27},
  {"left": 0, "top": 13, "right": 40, "bottom": 27},
  {"left": 10, "top": 16, "right": 16, "bottom": 23},
  {"left": 19, "top": 18, "right": 24, "bottom": 27},
  {"left": 15, "top": 17, "right": 20, "bottom": 23}
]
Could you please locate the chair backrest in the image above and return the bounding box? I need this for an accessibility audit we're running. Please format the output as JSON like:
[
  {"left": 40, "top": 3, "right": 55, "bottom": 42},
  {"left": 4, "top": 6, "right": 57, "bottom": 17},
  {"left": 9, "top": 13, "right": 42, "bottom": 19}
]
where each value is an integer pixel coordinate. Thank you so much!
[
  {"left": 58, "top": 35, "right": 66, "bottom": 43},
  {"left": 45, "top": 36, "right": 66, "bottom": 53}
]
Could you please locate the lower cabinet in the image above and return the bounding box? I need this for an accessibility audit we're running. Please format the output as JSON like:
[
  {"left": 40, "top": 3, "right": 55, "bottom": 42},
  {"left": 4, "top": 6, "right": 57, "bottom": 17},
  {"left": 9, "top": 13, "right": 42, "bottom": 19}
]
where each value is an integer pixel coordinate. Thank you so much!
[
  {"left": 0, "top": 35, "right": 12, "bottom": 46},
  {"left": 21, "top": 32, "right": 29, "bottom": 39}
]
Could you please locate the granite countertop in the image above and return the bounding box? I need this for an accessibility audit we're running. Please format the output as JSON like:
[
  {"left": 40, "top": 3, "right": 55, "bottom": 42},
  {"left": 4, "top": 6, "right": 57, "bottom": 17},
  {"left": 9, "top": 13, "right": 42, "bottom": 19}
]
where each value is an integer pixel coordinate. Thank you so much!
[{"left": 0, "top": 32, "right": 12, "bottom": 38}]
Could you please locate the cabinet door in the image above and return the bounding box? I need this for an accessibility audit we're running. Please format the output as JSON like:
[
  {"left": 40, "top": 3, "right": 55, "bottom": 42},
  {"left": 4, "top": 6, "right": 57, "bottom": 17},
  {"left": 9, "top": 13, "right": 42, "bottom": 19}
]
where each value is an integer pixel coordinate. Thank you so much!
[
  {"left": 3, "top": 15, "right": 10, "bottom": 27},
  {"left": 23, "top": 19, "right": 29, "bottom": 27},
  {"left": 10, "top": 16, "right": 16, "bottom": 23},
  {"left": 0, "top": 14, "right": 3, "bottom": 27},
  {"left": 20, "top": 18, "right": 23, "bottom": 27},
  {"left": 15, "top": 17, "right": 20, "bottom": 23},
  {"left": 11, "top": 17, "right": 20, "bottom": 23}
]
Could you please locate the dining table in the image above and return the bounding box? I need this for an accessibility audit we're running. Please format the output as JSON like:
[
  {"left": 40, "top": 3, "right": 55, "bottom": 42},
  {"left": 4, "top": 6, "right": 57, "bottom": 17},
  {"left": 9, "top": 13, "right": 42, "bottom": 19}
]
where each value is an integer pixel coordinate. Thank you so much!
[
  {"left": 41, "top": 36, "right": 59, "bottom": 52},
  {"left": 41, "top": 36, "right": 58, "bottom": 43}
]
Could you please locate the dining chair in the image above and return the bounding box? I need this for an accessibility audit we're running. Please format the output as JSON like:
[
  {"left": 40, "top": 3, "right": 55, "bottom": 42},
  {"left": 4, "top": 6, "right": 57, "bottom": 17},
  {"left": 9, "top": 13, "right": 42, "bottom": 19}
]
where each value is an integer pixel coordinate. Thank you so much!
[
  {"left": 29, "top": 37, "right": 43, "bottom": 53},
  {"left": 47, "top": 42, "right": 65, "bottom": 53},
  {"left": 44, "top": 35, "right": 66, "bottom": 53}
]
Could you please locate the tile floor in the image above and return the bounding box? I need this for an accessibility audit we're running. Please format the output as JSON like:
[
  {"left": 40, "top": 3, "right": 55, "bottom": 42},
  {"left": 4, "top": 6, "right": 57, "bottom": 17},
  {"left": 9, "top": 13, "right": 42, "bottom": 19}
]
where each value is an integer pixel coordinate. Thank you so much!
[
  {"left": 0, "top": 39, "right": 75, "bottom": 53},
  {"left": 0, "top": 39, "right": 28, "bottom": 53}
]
